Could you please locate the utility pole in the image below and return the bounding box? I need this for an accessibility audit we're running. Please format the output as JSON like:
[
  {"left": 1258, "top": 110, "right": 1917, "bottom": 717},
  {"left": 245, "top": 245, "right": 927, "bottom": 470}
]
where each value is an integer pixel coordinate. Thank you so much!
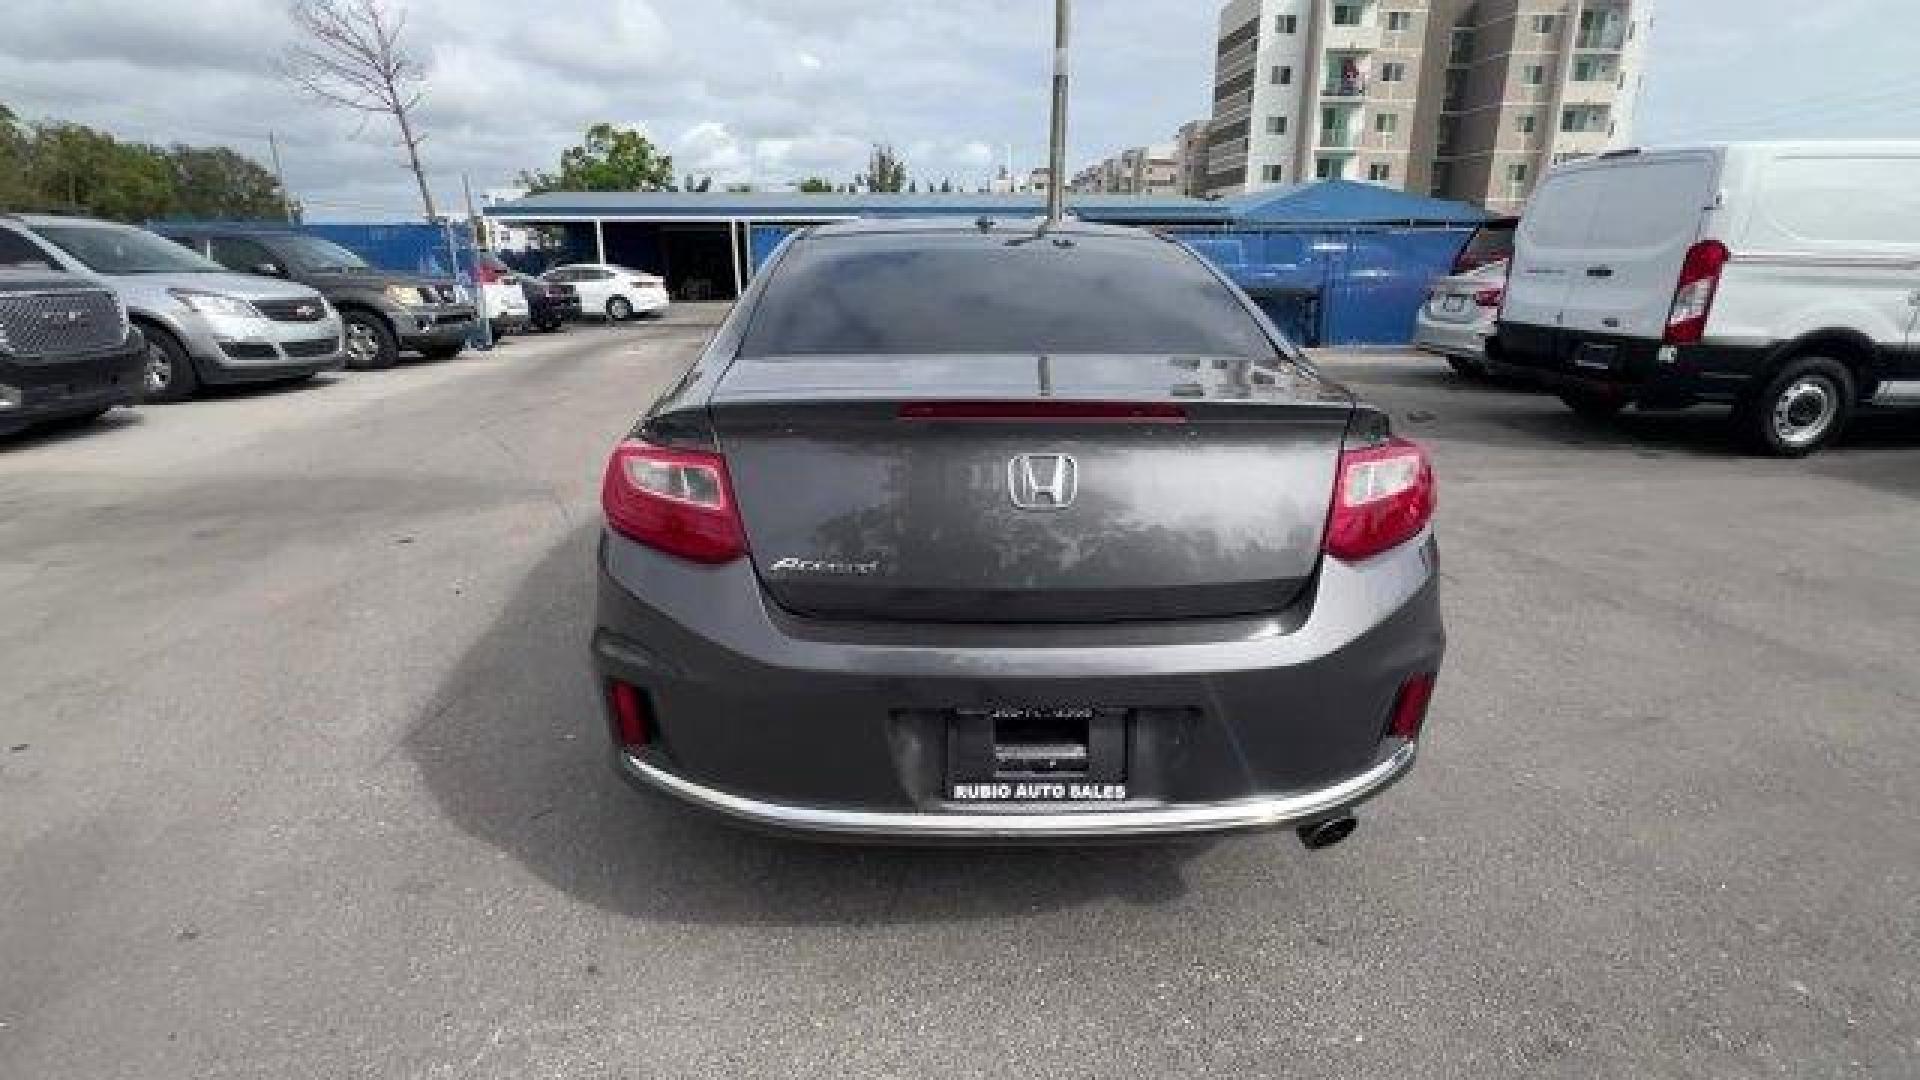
[
  {"left": 1045, "top": 0, "right": 1071, "bottom": 225},
  {"left": 462, "top": 173, "right": 481, "bottom": 249},
  {"left": 268, "top": 131, "right": 292, "bottom": 221}
]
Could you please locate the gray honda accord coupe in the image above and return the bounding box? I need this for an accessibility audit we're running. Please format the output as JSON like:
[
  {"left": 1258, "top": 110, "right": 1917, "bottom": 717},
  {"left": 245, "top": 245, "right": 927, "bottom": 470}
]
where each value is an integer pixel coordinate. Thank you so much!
[{"left": 591, "top": 218, "right": 1444, "bottom": 845}]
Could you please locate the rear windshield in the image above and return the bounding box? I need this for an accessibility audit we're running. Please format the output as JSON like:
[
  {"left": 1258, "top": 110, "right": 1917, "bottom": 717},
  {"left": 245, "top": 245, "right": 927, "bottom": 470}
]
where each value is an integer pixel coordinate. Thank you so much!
[
  {"left": 740, "top": 232, "right": 1276, "bottom": 357},
  {"left": 1456, "top": 221, "right": 1515, "bottom": 267}
]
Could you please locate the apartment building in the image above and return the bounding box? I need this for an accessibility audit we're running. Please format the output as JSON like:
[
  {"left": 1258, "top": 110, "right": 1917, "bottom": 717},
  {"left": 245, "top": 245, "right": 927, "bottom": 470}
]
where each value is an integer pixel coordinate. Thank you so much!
[
  {"left": 1071, "top": 140, "right": 1187, "bottom": 196},
  {"left": 1199, "top": 0, "right": 1650, "bottom": 208},
  {"left": 1420, "top": 0, "right": 1651, "bottom": 212}
]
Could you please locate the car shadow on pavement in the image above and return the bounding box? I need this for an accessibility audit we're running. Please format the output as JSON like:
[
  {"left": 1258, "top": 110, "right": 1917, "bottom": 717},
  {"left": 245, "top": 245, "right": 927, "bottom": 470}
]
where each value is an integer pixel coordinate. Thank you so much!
[
  {"left": 0, "top": 407, "right": 145, "bottom": 450},
  {"left": 405, "top": 523, "right": 1203, "bottom": 927}
]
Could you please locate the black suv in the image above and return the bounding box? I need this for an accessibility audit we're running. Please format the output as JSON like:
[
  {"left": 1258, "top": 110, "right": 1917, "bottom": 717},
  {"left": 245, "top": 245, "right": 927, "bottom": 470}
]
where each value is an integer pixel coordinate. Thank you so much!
[
  {"left": 0, "top": 230, "right": 145, "bottom": 437},
  {"left": 156, "top": 226, "right": 476, "bottom": 370}
]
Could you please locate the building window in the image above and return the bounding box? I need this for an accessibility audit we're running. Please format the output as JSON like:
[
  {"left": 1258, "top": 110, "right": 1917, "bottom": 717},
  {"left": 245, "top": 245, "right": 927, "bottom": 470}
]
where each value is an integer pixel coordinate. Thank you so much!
[
  {"left": 1316, "top": 158, "right": 1342, "bottom": 180},
  {"left": 1368, "top": 162, "right": 1392, "bottom": 182},
  {"left": 1263, "top": 164, "right": 1286, "bottom": 183},
  {"left": 1375, "top": 112, "right": 1399, "bottom": 134},
  {"left": 1515, "top": 114, "right": 1537, "bottom": 134},
  {"left": 1523, "top": 64, "right": 1546, "bottom": 86},
  {"left": 1276, "top": 13, "right": 1297, "bottom": 33},
  {"left": 1532, "top": 14, "right": 1555, "bottom": 34},
  {"left": 1380, "top": 62, "right": 1407, "bottom": 83},
  {"left": 1268, "top": 115, "right": 1289, "bottom": 135},
  {"left": 1386, "top": 11, "right": 1413, "bottom": 32},
  {"left": 1507, "top": 162, "right": 1529, "bottom": 184},
  {"left": 1332, "top": 4, "right": 1364, "bottom": 27},
  {"left": 1273, "top": 65, "right": 1292, "bottom": 85}
]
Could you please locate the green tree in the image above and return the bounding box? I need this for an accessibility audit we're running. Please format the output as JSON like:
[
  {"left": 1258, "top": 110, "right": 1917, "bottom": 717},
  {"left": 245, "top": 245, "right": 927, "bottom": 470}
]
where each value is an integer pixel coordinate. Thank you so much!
[
  {"left": 521, "top": 123, "right": 675, "bottom": 193},
  {"left": 166, "top": 145, "right": 294, "bottom": 220},
  {"left": 797, "top": 176, "right": 833, "bottom": 193},
  {"left": 0, "top": 104, "right": 34, "bottom": 209},
  {"left": 867, "top": 143, "right": 907, "bottom": 193}
]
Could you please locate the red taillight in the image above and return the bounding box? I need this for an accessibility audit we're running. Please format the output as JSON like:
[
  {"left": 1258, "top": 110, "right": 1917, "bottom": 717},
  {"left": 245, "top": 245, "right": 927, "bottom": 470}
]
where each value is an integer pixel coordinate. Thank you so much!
[
  {"left": 609, "top": 680, "right": 650, "bottom": 748},
  {"left": 1473, "top": 286, "right": 1505, "bottom": 308},
  {"left": 475, "top": 262, "right": 500, "bottom": 284},
  {"left": 898, "top": 401, "right": 1187, "bottom": 423},
  {"left": 1664, "top": 239, "right": 1729, "bottom": 345},
  {"left": 1325, "top": 436, "right": 1436, "bottom": 562},
  {"left": 1388, "top": 672, "right": 1437, "bottom": 740},
  {"left": 601, "top": 440, "right": 747, "bottom": 563}
]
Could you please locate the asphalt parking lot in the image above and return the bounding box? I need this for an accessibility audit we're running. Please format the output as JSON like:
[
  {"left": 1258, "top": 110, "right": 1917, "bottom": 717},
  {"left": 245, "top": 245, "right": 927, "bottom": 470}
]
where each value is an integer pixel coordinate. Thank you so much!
[{"left": 2, "top": 308, "right": 1917, "bottom": 1079}]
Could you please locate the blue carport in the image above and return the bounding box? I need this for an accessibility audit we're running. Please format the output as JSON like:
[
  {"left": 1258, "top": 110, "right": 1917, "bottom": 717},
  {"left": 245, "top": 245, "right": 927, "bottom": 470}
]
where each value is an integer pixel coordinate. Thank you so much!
[{"left": 1172, "top": 180, "right": 1488, "bottom": 348}]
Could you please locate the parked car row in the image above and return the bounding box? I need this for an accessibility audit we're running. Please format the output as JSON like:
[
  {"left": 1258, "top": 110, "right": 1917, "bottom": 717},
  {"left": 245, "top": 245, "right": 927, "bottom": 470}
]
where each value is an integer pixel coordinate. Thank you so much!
[
  {"left": 1417, "top": 139, "right": 1920, "bottom": 457},
  {"left": 0, "top": 213, "right": 676, "bottom": 441}
]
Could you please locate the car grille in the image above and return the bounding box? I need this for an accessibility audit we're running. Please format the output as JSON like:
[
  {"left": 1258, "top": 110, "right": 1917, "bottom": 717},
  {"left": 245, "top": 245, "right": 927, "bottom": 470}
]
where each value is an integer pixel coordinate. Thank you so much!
[
  {"left": 219, "top": 340, "right": 278, "bottom": 360},
  {"left": 255, "top": 297, "right": 330, "bottom": 322},
  {"left": 283, "top": 337, "right": 340, "bottom": 358},
  {"left": 0, "top": 288, "right": 125, "bottom": 358}
]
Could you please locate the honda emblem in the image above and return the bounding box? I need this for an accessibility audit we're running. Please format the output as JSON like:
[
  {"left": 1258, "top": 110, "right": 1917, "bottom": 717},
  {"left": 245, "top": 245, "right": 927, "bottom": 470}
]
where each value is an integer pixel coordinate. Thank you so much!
[{"left": 1008, "top": 453, "right": 1078, "bottom": 511}]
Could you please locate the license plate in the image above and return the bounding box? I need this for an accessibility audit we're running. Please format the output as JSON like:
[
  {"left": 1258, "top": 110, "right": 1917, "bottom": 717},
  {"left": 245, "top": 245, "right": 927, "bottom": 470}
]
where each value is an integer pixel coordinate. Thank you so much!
[
  {"left": 1442, "top": 295, "right": 1468, "bottom": 314},
  {"left": 945, "top": 707, "right": 1128, "bottom": 802},
  {"left": 1573, "top": 342, "right": 1618, "bottom": 371}
]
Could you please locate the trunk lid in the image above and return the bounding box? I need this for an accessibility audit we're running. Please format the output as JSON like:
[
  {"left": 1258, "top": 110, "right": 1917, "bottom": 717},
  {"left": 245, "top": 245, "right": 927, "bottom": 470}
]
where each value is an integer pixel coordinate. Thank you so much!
[{"left": 709, "top": 353, "right": 1354, "bottom": 623}]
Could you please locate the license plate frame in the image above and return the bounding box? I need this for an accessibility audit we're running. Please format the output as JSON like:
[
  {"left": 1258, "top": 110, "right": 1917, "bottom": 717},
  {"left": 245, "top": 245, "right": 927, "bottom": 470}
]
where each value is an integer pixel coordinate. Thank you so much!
[
  {"left": 945, "top": 707, "right": 1130, "bottom": 803},
  {"left": 1441, "top": 294, "right": 1468, "bottom": 314}
]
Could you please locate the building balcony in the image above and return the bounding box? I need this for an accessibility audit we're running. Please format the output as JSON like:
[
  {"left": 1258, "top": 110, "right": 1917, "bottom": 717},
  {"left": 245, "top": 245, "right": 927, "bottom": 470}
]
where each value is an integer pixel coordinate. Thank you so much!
[
  {"left": 1321, "top": 76, "right": 1368, "bottom": 100},
  {"left": 1315, "top": 137, "right": 1360, "bottom": 154},
  {"left": 1323, "top": 23, "right": 1383, "bottom": 53}
]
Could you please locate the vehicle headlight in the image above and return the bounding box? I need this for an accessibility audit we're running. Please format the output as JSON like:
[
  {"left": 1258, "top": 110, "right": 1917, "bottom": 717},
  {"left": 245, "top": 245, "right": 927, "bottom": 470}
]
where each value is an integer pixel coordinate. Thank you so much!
[
  {"left": 169, "top": 289, "right": 261, "bottom": 318},
  {"left": 385, "top": 284, "right": 427, "bottom": 306}
]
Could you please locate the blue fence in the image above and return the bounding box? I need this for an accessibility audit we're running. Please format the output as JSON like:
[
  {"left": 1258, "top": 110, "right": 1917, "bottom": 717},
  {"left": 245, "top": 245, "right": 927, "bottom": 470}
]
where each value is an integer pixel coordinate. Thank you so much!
[{"left": 1174, "top": 227, "right": 1471, "bottom": 347}]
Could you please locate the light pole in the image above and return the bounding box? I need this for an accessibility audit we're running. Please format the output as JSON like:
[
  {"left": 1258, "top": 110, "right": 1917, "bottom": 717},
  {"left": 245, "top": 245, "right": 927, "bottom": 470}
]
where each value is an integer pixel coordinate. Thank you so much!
[{"left": 1045, "top": 0, "right": 1071, "bottom": 225}]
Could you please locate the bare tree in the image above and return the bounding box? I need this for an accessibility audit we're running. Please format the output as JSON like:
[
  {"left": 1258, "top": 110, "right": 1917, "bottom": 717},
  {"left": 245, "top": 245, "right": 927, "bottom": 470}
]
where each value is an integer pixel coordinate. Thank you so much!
[{"left": 278, "top": 0, "right": 437, "bottom": 218}]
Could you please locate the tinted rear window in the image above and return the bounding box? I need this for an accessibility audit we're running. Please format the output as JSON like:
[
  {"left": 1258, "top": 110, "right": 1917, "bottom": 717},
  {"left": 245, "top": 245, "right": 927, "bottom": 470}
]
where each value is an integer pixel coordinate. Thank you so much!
[{"left": 740, "top": 232, "right": 1276, "bottom": 357}]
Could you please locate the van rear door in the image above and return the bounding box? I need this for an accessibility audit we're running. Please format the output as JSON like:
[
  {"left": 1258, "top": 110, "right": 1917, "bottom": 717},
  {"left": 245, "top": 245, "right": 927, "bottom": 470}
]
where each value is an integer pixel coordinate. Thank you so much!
[
  {"left": 1558, "top": 152, "right": 1719, "bottom": 341},
  {"left": 1504, "top": 168, "right": 1608, "bottom": 331}
]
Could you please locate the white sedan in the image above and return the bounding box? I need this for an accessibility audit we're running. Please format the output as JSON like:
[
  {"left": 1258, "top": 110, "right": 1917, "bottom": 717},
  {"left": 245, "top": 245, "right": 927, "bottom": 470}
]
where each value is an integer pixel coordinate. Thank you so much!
[
  {"left": 539, "top": 263, "right": 670, "bottom": 321},
  {"left": 1412, "top": 260, "right": 1506, "bottom": 377}
]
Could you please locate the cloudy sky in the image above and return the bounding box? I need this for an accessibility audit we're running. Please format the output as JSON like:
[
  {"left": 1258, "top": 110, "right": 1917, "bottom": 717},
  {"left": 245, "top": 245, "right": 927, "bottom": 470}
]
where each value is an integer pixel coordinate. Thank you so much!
[{"left": 2, "top": 0, "right": 1913, "bottom": 218}]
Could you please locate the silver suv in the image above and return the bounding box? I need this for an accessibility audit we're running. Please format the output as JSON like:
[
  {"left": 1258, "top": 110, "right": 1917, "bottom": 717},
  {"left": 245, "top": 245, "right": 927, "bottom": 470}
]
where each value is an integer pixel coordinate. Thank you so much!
[{"left": 0, "top": 215, "right": 344, "bottom": 402}]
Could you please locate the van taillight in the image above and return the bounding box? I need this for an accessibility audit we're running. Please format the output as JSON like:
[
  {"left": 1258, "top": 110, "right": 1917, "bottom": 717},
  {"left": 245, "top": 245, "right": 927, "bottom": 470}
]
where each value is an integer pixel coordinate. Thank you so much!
[
  {"left": 1473, "top": 287, "right": 1505, "bottom": 308},
  {"left": 475, "top": 262, "right": 500, "bottom": 285},
  {"left": 602, "top": 440, "right": 747, "bottom": 563},
  {"left": 1664, "top": 240, "right": 1730, "bottom": 345},
  {"left": 1324, "top": 437, "right": 1436, "bottom": 562}
]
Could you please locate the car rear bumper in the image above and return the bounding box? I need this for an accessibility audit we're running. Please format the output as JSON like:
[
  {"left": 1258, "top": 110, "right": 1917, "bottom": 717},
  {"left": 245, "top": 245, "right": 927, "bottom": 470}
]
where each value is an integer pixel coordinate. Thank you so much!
[
  {"left": 617, "top": 739, "right": 1418, "bottom": 842},
  {"left": 1413, "top": 310, "right": 1493, "bottom": 359},
  {"left": 1493, "top": 322, "right": 1771, "bottom": 405},
  {"left": 0, "top": 332, "right": 146, "bottom": 432},
  {"left": 592, "top": 528, "right": 1444, "bottom": 842}
]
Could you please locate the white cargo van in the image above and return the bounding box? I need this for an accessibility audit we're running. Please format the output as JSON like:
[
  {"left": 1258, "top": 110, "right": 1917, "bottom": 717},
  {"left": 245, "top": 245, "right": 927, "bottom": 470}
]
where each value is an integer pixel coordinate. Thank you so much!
[{"left": 1493, "top": 142, "right": 1920, "bottom": 455}]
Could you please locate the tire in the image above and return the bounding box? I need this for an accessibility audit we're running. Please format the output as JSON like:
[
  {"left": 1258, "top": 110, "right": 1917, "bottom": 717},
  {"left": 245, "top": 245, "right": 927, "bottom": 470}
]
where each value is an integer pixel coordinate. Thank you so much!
[
  {"left": 535, "top": 315, "right": 564, "bottom": 333},
  {"left": 418, "top": 341, "right": 465, "bottom": 361},
  {"left": 139, "top": 324, "right": 199, "bottom": 403},
  {"left": 1735, "top": 355, "right": 1854, "bottom": 458},
  {"left": 1557, "top": 387, "right": 1628, "bottom": 420},
  {"left": 1447, "top": 356, "right": 1488, "bottom": 378},
  {"left": 341, "top": 310, "right": 398, "bottom": 370},
  {"left": 606, "top": 295, "right": 634, "bottom": 321}
]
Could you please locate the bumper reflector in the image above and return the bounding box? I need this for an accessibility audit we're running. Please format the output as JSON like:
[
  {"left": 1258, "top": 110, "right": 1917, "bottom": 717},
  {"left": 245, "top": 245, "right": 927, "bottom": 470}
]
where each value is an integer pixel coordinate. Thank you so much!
[
  {"left": 1389, "top": 673, "right": 1437, "bottom": 740},
  {"left": 609, "top": 681, "right": 650, "bottom": 748}
]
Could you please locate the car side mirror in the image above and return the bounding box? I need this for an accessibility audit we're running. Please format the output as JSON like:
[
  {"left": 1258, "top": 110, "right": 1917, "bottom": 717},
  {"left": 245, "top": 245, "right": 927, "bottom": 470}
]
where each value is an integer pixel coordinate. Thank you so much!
[{"left": 254, "top": 261, "right": 287, "bottom": 277}]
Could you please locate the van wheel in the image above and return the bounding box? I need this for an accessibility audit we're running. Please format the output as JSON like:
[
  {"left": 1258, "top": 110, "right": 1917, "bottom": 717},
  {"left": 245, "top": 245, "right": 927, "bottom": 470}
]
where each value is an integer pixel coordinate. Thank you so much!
[
  {"left": 1737, "top": 356, "right": 1853, "bottom": 457},
  {"left": 606, "top": 296, "right": 634, "bottom": 321},
  {"left": 1447, "top": 356, "right": 1488, "bottom": 378},
  {"left": 1557, "top": 387, "right": 1627, "bottom": 420}
]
